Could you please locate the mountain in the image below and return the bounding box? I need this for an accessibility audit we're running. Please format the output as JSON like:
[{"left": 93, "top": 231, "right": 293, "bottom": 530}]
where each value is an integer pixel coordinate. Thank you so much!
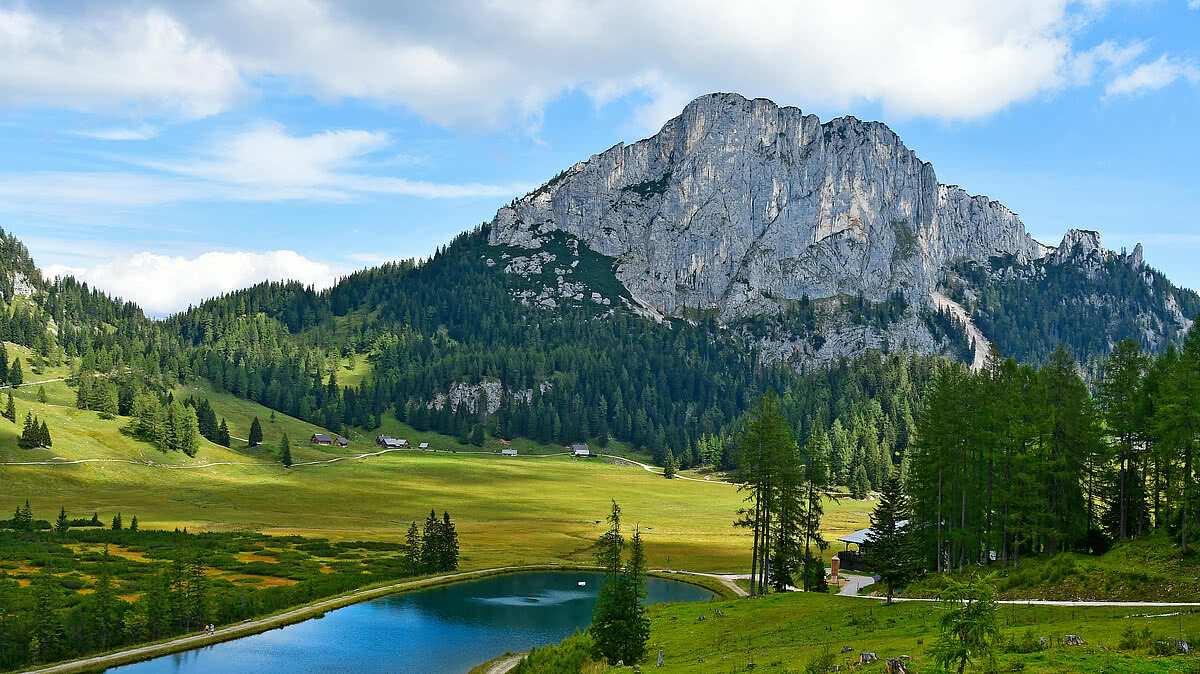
[{"left": 488, "top": 92, "right": 1198, "bottom": 367}]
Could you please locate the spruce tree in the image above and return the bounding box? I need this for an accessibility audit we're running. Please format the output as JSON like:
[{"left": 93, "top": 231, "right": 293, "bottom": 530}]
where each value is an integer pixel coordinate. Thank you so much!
[
  {"left": 663, "top": 448, "right": 676, "bottom": 479},
  {"left": 112, "top": 512, "right": 122, "bottom": 531},
  {"left": 217, "top": 418, "right": 231, "bottom": 447},
  {"left": 249, "top": 416, "right": 263, "bottom": 447},
  {"left": 3, "top": 390, "right": 13, "bottom": 422},
  {"left": 130, "top": 515, "right": 139, "bottom": 531},
  {"left": 40, "top": 420, "right": 51, "bottom": 447},
  {"left": 404, "top": 521, "right": 423, "bottom": 575},
  {"left": 440, "top": 511, "right": 459, "bottom": 571},
  {"left": 18, "top": 411, "right": 36, "bottom": 448},
  {"left": 8, "top": 358, "right": 21, "bottom": 386},
  {"left": 0, "top": 343, "right": 7, "bottom": 384},
  {"left": 421, "top": 509, "right": 442, "bottom": 572},
  {"left": 590, "top": 500, "right": 626, "bottom": 664},
  {"left": 54, "top": 507, "right": 69, "bottom": 535},
  {"left": 36, "top": 385, "right": 47, "bottom": 403},
  {"left": 865, "top": 475, "right": 916, "bottom": 604},
  {"left": 617, "top": 524, "right": 651, "bottom": 665},
  {"left": 469, "top": 423, "right": 485, "bottom": 447},
  {"left": 280, "top": 433, "right": 293, "bottom": 467}
]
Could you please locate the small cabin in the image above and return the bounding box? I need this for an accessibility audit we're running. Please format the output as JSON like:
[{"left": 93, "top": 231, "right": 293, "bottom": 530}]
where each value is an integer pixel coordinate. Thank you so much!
[
  {"left": 502, "top": 448, "right": 518, "bottom": 456},
  {"left": 418, "top": 442, "right": 430, "bottom": 450},
  {"left": 334, "top": 436, "right": 350, "bottom": 447},
  {"left": 311, "top": 433, "right": 333, "bottom": 445},
  {"left": 572, "top": 444, "right": 591, "bottom": 457},
  {"left": 376, "top": 435, "right": 405, "bottom": 449}
]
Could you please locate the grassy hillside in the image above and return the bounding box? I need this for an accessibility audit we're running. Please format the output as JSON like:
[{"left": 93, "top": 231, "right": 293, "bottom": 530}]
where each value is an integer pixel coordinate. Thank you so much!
[
  {"left": 603, "top": 591, "right": 1200, "bottom": 673},
  {"left": 902, "top": 535, "right": 1200, "bottom": 603},
  {"left": 0, "top": 355, "right": 871, "bottom": 572}
]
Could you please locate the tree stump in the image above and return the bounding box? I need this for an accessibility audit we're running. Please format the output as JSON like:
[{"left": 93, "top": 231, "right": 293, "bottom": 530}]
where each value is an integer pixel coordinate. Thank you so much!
[
  {"left": 860, "top": 652, "right": 878, "bottom": 664},
  {"left": 886, "top": 658, "right": 908, "bottom": 674}
]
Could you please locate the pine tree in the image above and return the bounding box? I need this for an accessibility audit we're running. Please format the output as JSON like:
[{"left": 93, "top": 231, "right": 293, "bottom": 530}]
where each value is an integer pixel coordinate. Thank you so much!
[
  {"left": 280, "top": 433, "right": 293, "bottom": 467},
  {"left": 469, "top": 423, "right": 485, "bottom": 447},
  {"left": 130, "top": 515, "right": 138, "bottom": 531},
  {"left": 663, "top": 448, "right": 676, "bottom": 479},
  {"left": 851, "top": 464, "right": 870, "bottom": 499},
  {"left": 39, "top": 420, "right": 51, "bottom": 447},
  {"left": 619, "top": 524, "right": 651, "bottom": 664},
  {"left": 3, "top": 390, "right": 13, "bottom": 422},
  {"left": 270, "top": 410, "right": 276, "bottom": 423},
  {"left": 404, "top": 521, "right": 423, "bottom": 575},
  {"left": 54, "top": 507, "right": 69, "bottom": 535},
  {"left": 217, "top": 418, "right": 231, "bottom": 447},
  {"left": 8, "top": 358, "right": 21, "bottom": 386},
  {"left": 440, "top": 511, "right": 459, "bottom": 571},
  {"left": 18, "top": 411, "right": 36, "bottom": 448},
  {"left": 421, "top": 509, "right": 442, "bottom": 572},
  {"left": 590, "top": 500, "right": 626, "bottom": 663},
  {"left": 36, "top": 385, "right": 47, "bottom": 403},
  {"left": 249, "top": 416, "right": 263, "bottom": 447},
  {"left": 112, "top": 512, "right": 122, "bottom": 531},
  {"left": 865, "top": 475, "right": 916, "bottom": 604},
  {"left": 0, "top": 343, "right": 7, "bottom": 384}
]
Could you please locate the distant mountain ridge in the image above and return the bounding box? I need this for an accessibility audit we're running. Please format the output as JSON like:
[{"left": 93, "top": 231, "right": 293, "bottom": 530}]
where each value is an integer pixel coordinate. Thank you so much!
[{"left": 488, "top": 92, "right": 1197, "bottom": 366}]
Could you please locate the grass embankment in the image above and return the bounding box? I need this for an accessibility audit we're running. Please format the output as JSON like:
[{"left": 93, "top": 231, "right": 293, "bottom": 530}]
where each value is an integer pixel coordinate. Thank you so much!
[
  {"left": 603, "top": 592, "right": 1200, "bottom": 673},
  {"left": 904, "top": 535, "right": 1200, "bottom": 603}
]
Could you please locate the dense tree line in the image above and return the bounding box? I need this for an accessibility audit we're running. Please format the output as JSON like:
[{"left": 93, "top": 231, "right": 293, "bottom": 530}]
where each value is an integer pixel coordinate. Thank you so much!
[
  {"left": 0, "top": 505, "right": 463, "bottom": 670},
  {"left": 907, "top": 319, "right": 1200, "bottom": 572},
  {"left": 946, "top": 255, "right": 1200, "bottom": 367},
  {"left": 734, "top": 395, "right": 830, "bottom": 596}
]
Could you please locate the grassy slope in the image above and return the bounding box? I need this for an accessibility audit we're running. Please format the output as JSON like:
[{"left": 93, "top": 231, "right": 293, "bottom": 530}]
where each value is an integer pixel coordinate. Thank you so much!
[
  {"left": 904, "top": 535, "right": 1200, "bottom": 603},
  {"left": 617, "top": 591, "right": 1200, "bottom": 673},
  {"left": 0, "top": 348, "right": 871, "bottom": 572}
]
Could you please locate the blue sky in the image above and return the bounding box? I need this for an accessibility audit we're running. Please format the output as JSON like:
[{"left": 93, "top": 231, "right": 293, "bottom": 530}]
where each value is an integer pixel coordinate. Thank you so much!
[{"left": 1, "top": 0, "right": 1198, "bottom": 315}]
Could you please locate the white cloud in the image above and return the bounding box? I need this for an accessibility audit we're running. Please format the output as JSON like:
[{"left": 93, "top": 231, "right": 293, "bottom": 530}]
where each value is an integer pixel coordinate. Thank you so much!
[
  {"left": 0, "top": 0, "right": 1175, "bottom": 130},
  {"left": 44, "top": 250, "right": 343, "bottom": 316},
  {"left": 1105, "top": 55, "right": 1200, "bottom": 97},
  {"left": 73, "top": 124, "right": 160, "bottom": 141},
  {"left": 0, "top": 7, "right": 243, "bottom": 118},
  {"left": 0, "top": 124, "right": 530, "bottom": 209},
  {"left": 1190, "top": 0, "right": 1200, "bottom": 9}
]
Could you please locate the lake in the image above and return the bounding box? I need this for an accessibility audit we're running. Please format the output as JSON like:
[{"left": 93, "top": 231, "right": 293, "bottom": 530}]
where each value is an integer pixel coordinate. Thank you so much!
[{"left": 106, "top": 571, "right": 714, "bottom": 673}]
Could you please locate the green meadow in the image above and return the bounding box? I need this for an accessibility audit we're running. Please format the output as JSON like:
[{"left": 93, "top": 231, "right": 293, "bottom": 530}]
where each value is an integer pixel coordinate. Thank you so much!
[
  {"left": 597, "top": 592, "right": 1200, "bottom": 673},
  {"left": 0, "top": 344, "right": 872, "bottom": 573}
]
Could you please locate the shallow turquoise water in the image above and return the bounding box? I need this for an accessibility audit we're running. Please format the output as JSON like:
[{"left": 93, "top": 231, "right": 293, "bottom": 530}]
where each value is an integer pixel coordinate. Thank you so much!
[{"left": 106, "top": 571, "right": 713, "bottom": 673}]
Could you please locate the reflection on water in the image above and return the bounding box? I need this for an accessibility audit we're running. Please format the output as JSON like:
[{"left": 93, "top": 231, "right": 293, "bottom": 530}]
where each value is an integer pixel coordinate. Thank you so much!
[{"left": 106, "top": 571, "right": 713, "bottom": 674}]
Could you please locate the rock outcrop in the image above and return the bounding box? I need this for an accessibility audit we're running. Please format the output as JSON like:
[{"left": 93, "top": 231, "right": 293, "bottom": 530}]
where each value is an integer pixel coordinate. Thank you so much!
[{"left": 489, "top": 92, "right": 1048, "bottom": 320}]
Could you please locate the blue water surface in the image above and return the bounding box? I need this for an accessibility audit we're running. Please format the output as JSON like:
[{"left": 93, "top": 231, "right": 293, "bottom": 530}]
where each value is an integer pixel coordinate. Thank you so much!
[{"left": 106, "top": 571, "right": 713, "bottom": 673}]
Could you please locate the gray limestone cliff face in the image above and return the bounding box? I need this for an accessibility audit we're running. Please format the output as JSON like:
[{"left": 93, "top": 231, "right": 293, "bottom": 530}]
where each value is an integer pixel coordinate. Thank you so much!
[{"left": 489, "top": 92, "right": 1048, "bottom": 320}]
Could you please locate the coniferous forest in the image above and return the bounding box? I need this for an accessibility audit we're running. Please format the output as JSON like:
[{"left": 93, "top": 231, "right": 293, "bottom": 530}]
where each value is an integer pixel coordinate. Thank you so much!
[{"left": 907, "top": 326, "right": 1200, "bottom": 572}]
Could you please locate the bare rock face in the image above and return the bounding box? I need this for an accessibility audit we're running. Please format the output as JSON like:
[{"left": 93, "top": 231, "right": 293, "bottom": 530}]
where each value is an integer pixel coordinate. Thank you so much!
[{"left": 489, "top": 92, "right": 1048, "bottom": 320}]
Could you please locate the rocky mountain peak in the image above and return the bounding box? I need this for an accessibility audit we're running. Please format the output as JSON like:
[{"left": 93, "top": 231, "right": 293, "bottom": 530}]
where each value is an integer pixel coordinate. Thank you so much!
[{"left": 491, "top": 92, "right": 1046, "bottom": 321}]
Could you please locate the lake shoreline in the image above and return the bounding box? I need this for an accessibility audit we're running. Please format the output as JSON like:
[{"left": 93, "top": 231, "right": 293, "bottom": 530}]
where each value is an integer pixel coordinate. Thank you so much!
[{"left": 21, "top": 565, "right": 732, "bottom": 674}]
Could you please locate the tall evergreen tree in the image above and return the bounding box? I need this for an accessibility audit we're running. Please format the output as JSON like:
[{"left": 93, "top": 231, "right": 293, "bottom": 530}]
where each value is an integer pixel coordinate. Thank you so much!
[
  {"left": 248, "top": 417, "right": 263, "bottom": 447},
  {"left": 54, "top": 507, "right": 68, "bottom": 535},
  {"left": 663, "top": 448, "right": 676, "bottom": 479},
  {"left": 404, "top": 521, "right": 423, "bottom": 575},
  {"left": 217, "top": 418, "right": 231, "bottom": 447},
  {"left": 8, "top": 358, "right": 21, "bottom": 386},
  {"left": 421, "top": 509, "right": 442, "bottom": 573},
  {"left": 440, "top": 511, "right": 459, "bottom": 571},
  {"left": 865, "top": 475, "right": 915, "bottom": 604},
  {"left": 111, "top": 512, "right": 122, "bottom": 531},
  {"left": 3, "top": 391, "right": 13, "bottom": 422},
  {"left": 279, "top": 433, "right": 293, "bottom": 467}
]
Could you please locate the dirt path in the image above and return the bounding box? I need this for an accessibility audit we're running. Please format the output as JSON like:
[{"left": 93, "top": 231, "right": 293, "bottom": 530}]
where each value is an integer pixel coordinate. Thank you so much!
[
  {"left": 480, "top": 652, "right": 526, "bottom": 674},
  {"left": 601, "top": 454, "right": 735, "bottom": 485},
  {"left": 929, "top": 290, "right": 990, "bottom": 371}
]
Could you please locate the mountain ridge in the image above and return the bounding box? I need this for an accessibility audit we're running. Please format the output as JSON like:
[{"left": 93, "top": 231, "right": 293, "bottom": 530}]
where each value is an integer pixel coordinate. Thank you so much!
[{"left": 487, "top": 92, "right": 1194, "bottom": 367}]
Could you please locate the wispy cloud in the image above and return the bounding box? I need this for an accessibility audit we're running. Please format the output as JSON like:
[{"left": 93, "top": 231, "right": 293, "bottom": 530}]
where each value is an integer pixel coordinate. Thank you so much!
[
  {"left": 0, "top": 123, "right": 531, "bottom": 211},
  {"left": 73, "top": 124, "right": 160, "bottom": 141},
  {"left": 1106, "top": 55, "right": 1200, "bottom": 97}
]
